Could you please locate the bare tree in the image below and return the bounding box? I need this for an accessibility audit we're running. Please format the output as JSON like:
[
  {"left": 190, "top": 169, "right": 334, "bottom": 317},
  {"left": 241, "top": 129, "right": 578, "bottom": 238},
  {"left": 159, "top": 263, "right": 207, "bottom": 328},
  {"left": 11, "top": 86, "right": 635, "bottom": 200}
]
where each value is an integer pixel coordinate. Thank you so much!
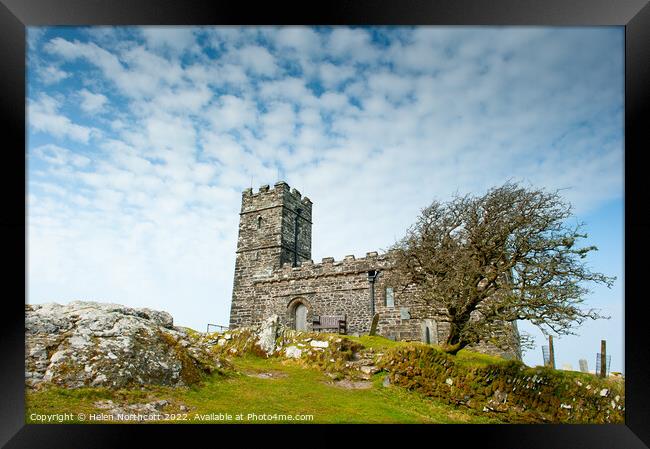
[{"left": 387, "top": 182, "right": 615, "bottom": 355}]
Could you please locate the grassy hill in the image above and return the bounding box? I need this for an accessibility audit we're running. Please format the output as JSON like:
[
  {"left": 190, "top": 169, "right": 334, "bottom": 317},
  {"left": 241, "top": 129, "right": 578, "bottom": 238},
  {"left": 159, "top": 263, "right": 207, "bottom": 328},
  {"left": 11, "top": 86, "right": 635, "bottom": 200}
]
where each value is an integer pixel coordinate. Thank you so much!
[
  {"left": 26, "top": 352, "right": 503, "bottom": 424},
  {"left": 26, "top": 333, "right": 623, "bottom": 424}
]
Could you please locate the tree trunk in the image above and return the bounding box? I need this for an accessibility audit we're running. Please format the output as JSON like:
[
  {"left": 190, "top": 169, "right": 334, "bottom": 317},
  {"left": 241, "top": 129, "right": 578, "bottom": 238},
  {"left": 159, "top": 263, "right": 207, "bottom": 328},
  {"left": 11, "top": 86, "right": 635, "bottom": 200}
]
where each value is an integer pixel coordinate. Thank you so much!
[
  {"left": 442, "top": 321, "right": 469, "bottom": 355},
  {"left": 441, "top": 342, "right": 465, "bottom": 355}
]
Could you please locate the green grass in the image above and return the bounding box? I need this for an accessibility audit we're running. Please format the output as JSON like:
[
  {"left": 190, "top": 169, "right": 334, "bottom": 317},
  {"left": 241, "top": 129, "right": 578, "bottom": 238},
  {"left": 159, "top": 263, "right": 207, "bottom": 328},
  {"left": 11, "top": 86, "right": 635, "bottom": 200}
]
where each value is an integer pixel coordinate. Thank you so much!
[
  {"left": 453, "top": 349, "right": 508, "bottom": 368},
  {"left": 26, "top": 354, "right": 504, "bottom": 424},
  {"left": 345, "top": 334, "right": 509, "bottom": 370},
  {"left": 344, "top": 335, "right": 413, "bottom": 351}
]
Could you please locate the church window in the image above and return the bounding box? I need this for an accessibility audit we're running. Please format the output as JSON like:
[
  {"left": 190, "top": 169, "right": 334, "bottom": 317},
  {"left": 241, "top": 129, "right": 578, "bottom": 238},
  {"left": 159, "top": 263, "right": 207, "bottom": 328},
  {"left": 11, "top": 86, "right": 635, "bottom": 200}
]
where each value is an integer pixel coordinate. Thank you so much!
[
  {"left": 385, "top": 287, "right": 394, "bottom": 307},
  {"left": 257, "top": 216, "right": 263, "bottom": 229}
]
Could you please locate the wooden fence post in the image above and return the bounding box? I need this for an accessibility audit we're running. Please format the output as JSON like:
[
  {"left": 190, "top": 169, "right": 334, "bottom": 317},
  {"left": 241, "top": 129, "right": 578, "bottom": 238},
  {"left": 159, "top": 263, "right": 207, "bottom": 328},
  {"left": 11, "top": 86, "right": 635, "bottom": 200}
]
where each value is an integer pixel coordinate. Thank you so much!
[{"left": 600, "top": 340, "right": 607, "bottom": 378}]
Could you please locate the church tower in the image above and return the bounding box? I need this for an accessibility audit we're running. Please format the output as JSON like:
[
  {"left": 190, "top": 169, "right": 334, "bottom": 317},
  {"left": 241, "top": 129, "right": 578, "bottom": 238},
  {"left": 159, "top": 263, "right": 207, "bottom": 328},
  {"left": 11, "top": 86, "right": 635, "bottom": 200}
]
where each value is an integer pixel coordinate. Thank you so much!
[{"left": 229, "top": 181, "right": 312, "bottom": 328}]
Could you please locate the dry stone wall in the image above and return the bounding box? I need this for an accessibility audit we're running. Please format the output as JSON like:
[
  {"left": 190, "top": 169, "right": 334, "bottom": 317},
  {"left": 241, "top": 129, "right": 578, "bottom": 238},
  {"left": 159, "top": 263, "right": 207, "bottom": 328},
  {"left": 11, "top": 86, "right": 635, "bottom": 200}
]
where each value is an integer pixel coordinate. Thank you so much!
[{"left": 380, "top": 345, "right": 624, "bottom": 423}]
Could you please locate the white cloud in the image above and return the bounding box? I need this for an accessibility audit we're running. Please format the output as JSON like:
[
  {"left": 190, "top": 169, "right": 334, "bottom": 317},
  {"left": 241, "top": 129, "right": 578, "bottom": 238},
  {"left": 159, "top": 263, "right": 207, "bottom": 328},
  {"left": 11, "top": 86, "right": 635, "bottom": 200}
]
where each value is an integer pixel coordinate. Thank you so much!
[
  {"left": 259, "top": 77, "right": 315, "bottom": 103},
  {"left": 152, "top": 85, "right": 213, "bottom": 113},
  {"left": 274, "top": 27, "right": 321, "bottom": 54},
  {"left": 367, "top": 71, "right": 414, "bottom": 104},
  {"left": 201, "top": 129, "right": 275, "bottom": 185},
  {"left": 45, "top": 37, "right": 184, "bottom": 99},
  {"left": 201, "top": 132, "right": 243, "bottom": 163},
  {"left": 121, "top": 45, "right": 185, "bottom": 87},
  {"left": 185, "top": 61, "right": 249, "bottom": 90},
  {"left": 141, "top": 27, "right": 198, "bottom": 54},
  {"left": 32, "top": 143, "right": 91, "bottom": 167},
  {"left": 327, "top": 28, "right": 380, "bottom": 63},
  {"left": 29, "top": 95, "right": 98, "bottom": 143},
  {"left": 233, "top": 45, "right": 278, "bottom": 76},
  {"left": 79, "top": 89, "right": 108, "bottom": 112},
  {"left": 208, "top": 95, "right": 257, "bottom": 131},
  {"left": 318, "top": 91, "right": 350, "bottom": 111},
  {"left": 318, "top": 62, "right": 355, "bottom": 89},
  {"left": 260, "top": 101, "right": 296, "bottom": 146},
  {"left": 27, "top": 27, "right": 46, "bottom": 51},
  {"left": 101, "top": 139, "right": 154, "bottom": 174},
  {"left": 193, "top": 163, "right": 218, "bottom": 184},
  {"left": 38, "top": 65, "right": 70, "bottom": 84},
  {"left": 144, "top": 113, "right": 197, "bottom": 155}
]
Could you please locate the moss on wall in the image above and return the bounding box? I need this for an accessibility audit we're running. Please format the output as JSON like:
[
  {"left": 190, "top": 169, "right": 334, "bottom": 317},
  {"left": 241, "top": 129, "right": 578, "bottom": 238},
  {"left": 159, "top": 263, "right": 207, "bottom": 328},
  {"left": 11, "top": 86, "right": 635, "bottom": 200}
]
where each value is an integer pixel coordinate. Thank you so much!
[{"left": 378, "top": 345, "right": 624, "bottom": 423}]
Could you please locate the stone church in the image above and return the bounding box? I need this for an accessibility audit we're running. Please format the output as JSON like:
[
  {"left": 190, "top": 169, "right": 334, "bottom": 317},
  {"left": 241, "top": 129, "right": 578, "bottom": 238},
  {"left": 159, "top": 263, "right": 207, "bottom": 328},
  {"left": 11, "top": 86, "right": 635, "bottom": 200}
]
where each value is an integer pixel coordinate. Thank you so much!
[{"left": 228, "top": 181, "right": 521, "bottom": 360}]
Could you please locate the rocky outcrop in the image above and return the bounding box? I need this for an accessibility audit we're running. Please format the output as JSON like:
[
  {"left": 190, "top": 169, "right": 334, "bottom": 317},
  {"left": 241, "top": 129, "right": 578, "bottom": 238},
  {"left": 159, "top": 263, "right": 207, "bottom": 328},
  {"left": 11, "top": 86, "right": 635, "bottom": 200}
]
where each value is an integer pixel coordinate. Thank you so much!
[
  {"left": 26, "top": 303, "right": 379, "bottom": 390},
  {"left": 185, "top": 314, "right": 285, "bottom": 358},
  {"left": 204, "top": 318, "right": 376, "bottom": 380},
  {"left": 25, "top": 302, "right": 224, "bottom": 389}
]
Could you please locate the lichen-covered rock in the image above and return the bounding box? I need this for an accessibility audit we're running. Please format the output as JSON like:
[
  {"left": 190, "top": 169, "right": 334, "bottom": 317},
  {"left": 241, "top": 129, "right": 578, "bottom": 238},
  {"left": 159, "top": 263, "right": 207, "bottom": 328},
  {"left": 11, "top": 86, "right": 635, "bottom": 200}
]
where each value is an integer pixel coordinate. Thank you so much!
[
  {"left": 25, "top": 301, "right": 222, "bottom": 389},
  {"left": 360, "top": 365, "right": 379, "bottom": 375},
  {"left": 284, "top": 346, "right": 303, "bottom": 359}
]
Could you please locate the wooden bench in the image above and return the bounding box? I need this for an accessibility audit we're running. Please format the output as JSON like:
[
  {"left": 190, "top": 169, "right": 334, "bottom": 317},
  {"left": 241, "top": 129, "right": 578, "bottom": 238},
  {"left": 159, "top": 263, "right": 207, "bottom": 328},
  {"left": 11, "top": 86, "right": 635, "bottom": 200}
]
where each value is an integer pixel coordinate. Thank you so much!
[{"left": 312, "top": 315, "right": 347, "bottom": 334}]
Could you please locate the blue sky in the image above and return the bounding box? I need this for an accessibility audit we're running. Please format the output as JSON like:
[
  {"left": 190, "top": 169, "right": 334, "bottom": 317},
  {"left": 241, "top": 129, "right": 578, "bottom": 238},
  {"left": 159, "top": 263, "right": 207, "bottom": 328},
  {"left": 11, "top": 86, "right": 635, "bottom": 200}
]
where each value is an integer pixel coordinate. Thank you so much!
[{"left": 26, "top": 26, "right": 624, "bottom": 372}]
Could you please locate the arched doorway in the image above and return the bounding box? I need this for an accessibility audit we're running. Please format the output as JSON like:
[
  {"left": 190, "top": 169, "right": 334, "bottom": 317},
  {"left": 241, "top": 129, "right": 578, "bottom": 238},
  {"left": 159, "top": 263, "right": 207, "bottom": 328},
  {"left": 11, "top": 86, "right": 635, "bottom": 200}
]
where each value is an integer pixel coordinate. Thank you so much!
[
  {"left": 294, "top": 304, "right": 307, "bottom": 331},
  {"left": 421, "top": 319, "right": 438, "bottom": 345},
  {"left": 287, "top": 297, "right": 312, "bottom": 331}
]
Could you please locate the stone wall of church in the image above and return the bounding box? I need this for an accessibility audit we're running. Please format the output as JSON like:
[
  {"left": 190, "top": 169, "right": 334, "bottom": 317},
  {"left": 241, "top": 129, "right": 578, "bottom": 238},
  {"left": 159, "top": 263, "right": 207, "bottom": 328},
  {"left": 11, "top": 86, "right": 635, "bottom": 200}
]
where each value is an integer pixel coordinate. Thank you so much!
[
  {"left": 253, "top": 252, "right": 394, "bottom": 335},
  {"left": 239, "top": 250, "right": 521, "bottom": 360}
]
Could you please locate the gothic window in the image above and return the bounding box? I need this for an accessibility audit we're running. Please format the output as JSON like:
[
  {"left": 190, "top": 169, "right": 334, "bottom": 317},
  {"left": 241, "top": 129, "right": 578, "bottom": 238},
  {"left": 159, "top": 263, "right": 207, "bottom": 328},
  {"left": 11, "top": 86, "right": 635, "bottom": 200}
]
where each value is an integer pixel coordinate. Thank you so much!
[
  {"left": 385, "top": 287, "right": 394, "bottom": 307},
  {"left": 257, "top": 216, "right": 263, "bottom": 229}
]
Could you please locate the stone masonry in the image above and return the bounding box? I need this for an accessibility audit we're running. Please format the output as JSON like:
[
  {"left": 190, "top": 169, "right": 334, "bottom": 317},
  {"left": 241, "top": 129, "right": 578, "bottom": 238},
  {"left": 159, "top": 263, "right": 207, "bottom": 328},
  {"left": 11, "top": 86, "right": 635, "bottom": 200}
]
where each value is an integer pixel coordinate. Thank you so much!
[{"left": 229, "top": 181, "right": 521, "bottom": 360}]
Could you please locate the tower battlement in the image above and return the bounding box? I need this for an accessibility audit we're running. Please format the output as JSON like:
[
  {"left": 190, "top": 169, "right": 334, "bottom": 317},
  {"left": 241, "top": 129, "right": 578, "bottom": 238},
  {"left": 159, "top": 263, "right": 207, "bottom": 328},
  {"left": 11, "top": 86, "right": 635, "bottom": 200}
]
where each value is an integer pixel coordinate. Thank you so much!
[{"left": 241, "top": 181, "right": 312, "bottom": 217}]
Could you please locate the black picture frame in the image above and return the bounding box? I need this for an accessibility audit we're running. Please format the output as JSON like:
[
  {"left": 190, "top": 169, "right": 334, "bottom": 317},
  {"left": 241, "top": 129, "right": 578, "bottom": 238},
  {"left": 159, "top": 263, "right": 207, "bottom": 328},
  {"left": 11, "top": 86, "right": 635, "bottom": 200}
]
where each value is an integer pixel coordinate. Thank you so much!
[{"left": 2, "top": 1, "right": 648, "bottom": 447}]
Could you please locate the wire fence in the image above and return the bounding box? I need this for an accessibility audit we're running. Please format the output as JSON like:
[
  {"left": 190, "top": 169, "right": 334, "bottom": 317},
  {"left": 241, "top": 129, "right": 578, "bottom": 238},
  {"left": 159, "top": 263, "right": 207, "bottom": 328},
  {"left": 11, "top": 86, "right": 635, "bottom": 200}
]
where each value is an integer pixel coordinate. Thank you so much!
[
  {"left": 595, "top": 353, "right": 611, "bottom": 376},
  {"left": 542, "top": 345, "right": 554, "bottom": 367}
]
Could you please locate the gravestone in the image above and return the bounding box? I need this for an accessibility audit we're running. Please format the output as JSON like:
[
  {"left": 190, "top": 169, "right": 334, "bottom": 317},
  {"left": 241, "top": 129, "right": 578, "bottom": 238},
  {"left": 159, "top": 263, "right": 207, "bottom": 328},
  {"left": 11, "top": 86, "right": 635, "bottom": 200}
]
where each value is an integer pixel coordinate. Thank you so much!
[
  {"left": 400, "top": 307, "right": 410, "bottom": 320},
  {"left": 369, "top": 313, "right": 380, "bottom": 336}
]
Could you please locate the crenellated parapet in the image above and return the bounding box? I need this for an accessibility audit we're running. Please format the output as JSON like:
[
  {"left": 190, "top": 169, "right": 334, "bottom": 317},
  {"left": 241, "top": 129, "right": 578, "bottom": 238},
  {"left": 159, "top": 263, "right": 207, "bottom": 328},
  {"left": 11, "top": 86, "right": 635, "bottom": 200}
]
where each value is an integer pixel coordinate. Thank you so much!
[
  {"left": 254, "top": 251, "right": 394, "bottom": 284},
  {"left": 241, "top": 181, "right": 312, "bottom": 219},
  {"left": 234, "top": 180, "right": 313, "bottom": 263}
]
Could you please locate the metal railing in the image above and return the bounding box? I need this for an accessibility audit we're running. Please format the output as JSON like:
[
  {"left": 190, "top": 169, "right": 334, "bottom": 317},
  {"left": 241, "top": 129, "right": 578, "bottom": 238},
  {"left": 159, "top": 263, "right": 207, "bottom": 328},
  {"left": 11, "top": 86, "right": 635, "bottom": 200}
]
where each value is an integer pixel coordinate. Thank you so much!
[{"left": 206, "top": 323, "right": 229, "bottom": 333}]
